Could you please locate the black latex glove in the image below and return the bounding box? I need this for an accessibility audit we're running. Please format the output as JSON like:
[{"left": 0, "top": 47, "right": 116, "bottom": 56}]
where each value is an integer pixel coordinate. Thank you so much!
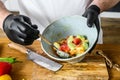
[
  {"left": 83, "top": 5, "right": 100, "bottom": 32},
  {"left": 3, "top": 14, "right": 39, "bottom": 45},
  {"left": 82, "top": 5, "right": 101, "bottom": 53}
]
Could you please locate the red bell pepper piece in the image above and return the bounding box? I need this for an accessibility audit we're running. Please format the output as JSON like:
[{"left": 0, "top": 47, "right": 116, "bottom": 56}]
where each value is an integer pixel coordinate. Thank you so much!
[{"left": 0, "top": 62, "right": 12, "bottom": 76}]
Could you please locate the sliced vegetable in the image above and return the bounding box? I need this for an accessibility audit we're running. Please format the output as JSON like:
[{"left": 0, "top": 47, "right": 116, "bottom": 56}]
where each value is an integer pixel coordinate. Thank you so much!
[
  {"left": 53, "top": 42, "right": 60, "bottom": 49},
  {"left": 67, "top": 35, "right": 76, "bottom": 50},
  {"left": 67, "top": 35, "right": 74, "bottom": 43},
  {"left": 76, "top": 46, "right": 85, "bottom": 53},
  {"left": 76, "top": 35, "right": 85, "bottom": 41},
  {"left": 0, "top": 74, "right": 12, "bottom": 80},
  {"left": 67, "top": 42, "right": 76, "bottom": 50},
  {"left": 83, "top": 42, "right": 89, "bottom": 50},
  {"left": 57, "top": 50, "right": 70, "bottom": 58},
  {"left": 0, "top": 62, "right": 12, "bottom": 76}
]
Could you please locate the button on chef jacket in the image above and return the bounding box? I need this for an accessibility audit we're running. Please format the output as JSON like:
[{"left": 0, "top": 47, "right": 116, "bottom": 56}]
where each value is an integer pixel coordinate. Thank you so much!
[{"left": 4, "top": 0, "right": 103, "bottom": 44}]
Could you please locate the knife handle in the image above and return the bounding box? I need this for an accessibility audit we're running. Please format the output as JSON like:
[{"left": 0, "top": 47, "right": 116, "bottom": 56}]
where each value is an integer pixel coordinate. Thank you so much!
[{"left": 8, "top": 42, "right": 27, "bottom": 53}]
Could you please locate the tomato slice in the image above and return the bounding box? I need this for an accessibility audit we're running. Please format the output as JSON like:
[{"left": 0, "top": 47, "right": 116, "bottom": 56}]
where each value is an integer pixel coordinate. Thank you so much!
[
  {"left": 73, "top": 38, "right": 81, "bottom": 45},
  {"left": 59, "top": 44, "right": 70, "bottom": 52}
]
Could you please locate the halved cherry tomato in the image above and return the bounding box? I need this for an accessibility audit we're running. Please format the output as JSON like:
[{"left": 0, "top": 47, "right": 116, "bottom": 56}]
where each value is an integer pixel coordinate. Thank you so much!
[
  {"left": 59, "top": 44, "right": 70, "bottom": 52},
  {"left": 73, "top": 38, "right": 81, "bottom": 45}
]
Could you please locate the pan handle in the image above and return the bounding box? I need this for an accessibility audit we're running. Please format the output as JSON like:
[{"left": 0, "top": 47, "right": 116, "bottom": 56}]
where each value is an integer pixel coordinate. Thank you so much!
[{"left": 8, "top": 42, "right": 28, "bottom": 53}]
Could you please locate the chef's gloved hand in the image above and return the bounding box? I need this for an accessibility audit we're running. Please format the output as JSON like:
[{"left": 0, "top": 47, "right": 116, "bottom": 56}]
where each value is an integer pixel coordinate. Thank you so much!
[
  {"left": 82, "top": 5, "right": 100, "bottom": 32},
  {"left": 82, "top": 5, "right": 101, "bottom": 53},
  {"left": 3, "top": 14, "right": 39, "bottom": 45}
]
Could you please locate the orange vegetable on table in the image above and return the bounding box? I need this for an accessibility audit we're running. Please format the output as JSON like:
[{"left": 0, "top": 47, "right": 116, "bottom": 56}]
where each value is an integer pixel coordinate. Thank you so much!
[{"left": 0, "top": 74, "right": 12, "bottom": 80}]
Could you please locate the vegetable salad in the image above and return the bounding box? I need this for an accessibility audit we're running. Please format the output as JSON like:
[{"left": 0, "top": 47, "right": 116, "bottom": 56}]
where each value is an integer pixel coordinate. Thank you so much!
[{"left": 53, "top": 35, "right": 89, "bottom": 58}]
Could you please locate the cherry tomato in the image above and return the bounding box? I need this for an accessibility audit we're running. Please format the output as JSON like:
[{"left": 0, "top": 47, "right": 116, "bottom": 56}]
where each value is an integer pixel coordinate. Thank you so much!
[
  {"left": 73, "top": 38, "right": 81, "bottom": 45},
  {"left": 59, "top": 44, "right": 70, "bottom": 52}
]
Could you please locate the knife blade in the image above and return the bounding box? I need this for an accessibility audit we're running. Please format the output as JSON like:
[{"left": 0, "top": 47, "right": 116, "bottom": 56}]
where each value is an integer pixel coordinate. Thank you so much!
[{"left": 8, "top": 42, "right": 63, "bottom": 71}]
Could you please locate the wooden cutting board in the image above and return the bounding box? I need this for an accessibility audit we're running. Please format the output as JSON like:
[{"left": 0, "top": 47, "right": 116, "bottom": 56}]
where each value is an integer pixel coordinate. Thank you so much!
[{"left": 0, "top": 38, "right": 109, "bottom": 80}]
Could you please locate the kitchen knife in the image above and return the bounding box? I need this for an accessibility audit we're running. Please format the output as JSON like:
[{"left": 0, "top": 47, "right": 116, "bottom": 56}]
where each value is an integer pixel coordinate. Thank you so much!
[{"left": 8, "top": 42, "right": 63, "bottom": 71}]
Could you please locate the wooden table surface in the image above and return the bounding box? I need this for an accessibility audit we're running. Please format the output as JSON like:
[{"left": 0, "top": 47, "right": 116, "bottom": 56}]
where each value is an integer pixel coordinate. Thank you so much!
[
  {"left": 0, "top": 38, "right": 120, "bottom": 80},
  {"left": 94, "top": 43, "right": 120, "bottom": 80},
  {"left": 0, "top": 14, "right": 120, "bottom": 80}
]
